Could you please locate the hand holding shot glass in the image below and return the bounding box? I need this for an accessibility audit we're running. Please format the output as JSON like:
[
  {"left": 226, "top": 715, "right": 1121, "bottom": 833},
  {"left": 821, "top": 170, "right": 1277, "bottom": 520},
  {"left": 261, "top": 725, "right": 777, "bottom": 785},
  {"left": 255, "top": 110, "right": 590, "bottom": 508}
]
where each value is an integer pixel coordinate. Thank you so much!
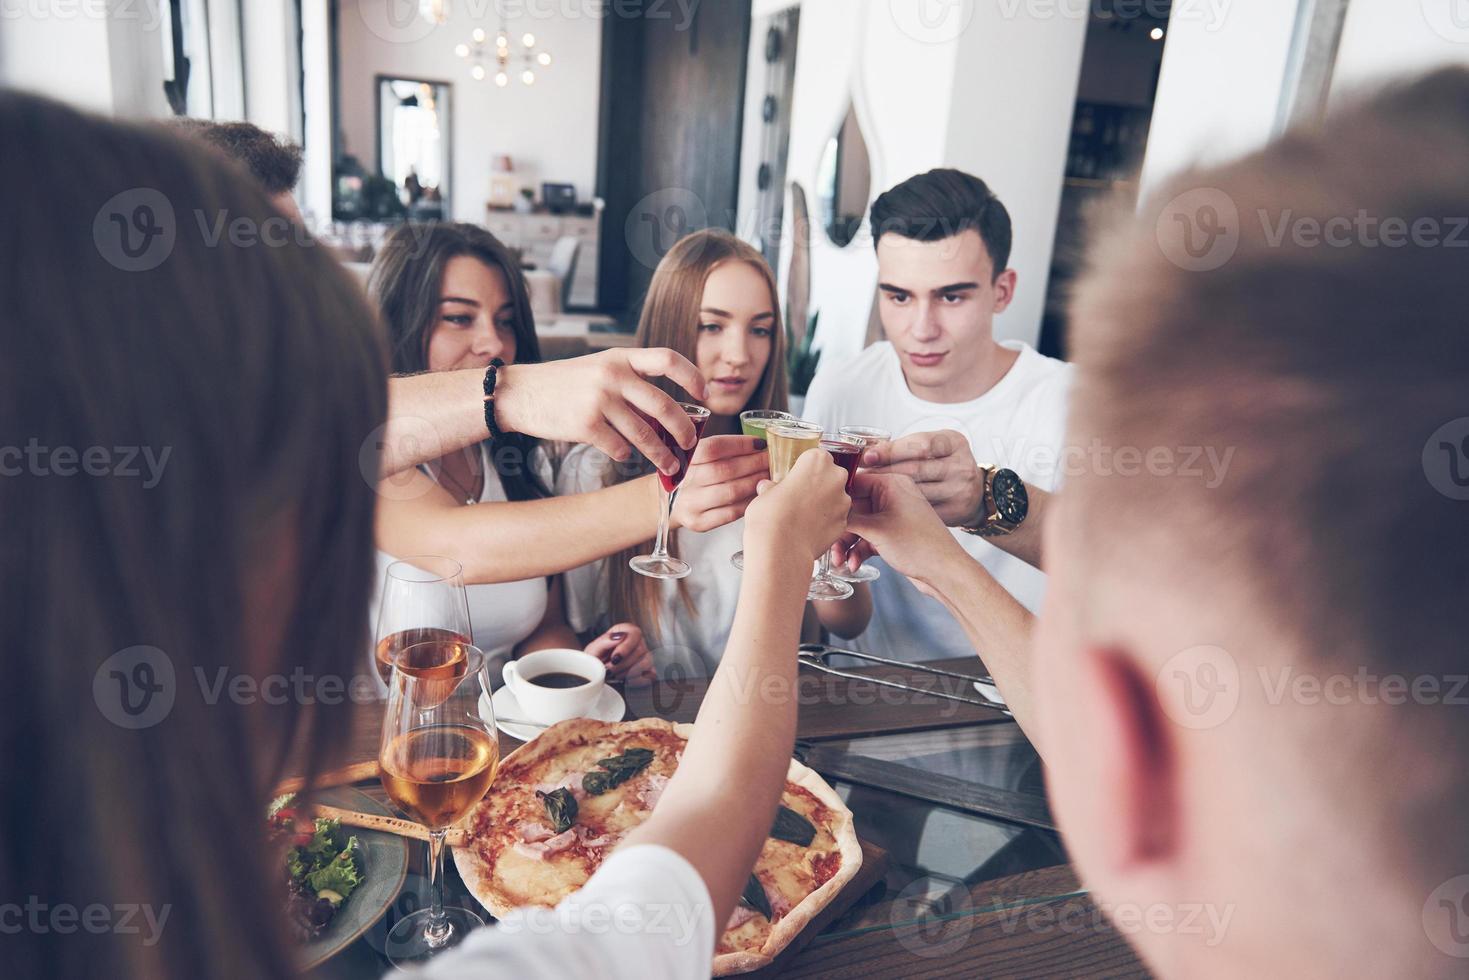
[
  {"left": 831, "top": 426, "right": 891, "bottom": 583},
  {"left": 630, "top": 402, "right": 711, "bottom": 580}
]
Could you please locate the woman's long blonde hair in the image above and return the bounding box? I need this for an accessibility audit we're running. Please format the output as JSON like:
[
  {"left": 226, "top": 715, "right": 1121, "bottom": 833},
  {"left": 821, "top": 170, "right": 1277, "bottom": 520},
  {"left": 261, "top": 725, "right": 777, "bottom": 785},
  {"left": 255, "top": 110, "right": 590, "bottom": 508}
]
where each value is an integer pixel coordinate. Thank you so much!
[{"left": 605, "top": 229, "right": 788, "bottom": 643}]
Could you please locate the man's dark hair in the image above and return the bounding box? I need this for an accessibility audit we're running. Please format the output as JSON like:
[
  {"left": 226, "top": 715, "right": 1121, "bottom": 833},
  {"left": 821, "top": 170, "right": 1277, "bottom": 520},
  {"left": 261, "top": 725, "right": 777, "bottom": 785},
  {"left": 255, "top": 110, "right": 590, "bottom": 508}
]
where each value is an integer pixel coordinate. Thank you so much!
[
  {"left": 170, "top": 118, "right": 303, "bottom": 194},
  {"left": 869, "top": 168, "right": 1013, "bottom": 277}
]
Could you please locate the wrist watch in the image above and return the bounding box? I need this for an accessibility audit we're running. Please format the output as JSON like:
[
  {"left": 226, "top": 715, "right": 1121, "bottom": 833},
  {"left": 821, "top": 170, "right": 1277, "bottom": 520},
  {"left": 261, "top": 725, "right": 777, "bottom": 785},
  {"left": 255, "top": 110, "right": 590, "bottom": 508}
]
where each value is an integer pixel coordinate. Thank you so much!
[{"left": 961, "top": 466, "right": 1029, "bottom": 537}]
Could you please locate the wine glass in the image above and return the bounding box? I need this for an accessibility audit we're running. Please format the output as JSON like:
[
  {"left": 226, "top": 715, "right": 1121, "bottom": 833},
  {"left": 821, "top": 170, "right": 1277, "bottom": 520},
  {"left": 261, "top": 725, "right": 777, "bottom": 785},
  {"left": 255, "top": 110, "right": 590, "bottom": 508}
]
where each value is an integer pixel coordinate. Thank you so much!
[
  {"left": 374, "top": 557, "right": 472, "bottom": 686},
  {"left": 833, "top": 426, "right": 892, "bottom": 583},
  {"left": 630, "top": 403, "right": 711, "bottom": 580},
  {"left": 728, "top": 409, "right": 795, "bottom": 569},
  {"left": 379, "top": 640, "right": 498, "bottom": 967}
]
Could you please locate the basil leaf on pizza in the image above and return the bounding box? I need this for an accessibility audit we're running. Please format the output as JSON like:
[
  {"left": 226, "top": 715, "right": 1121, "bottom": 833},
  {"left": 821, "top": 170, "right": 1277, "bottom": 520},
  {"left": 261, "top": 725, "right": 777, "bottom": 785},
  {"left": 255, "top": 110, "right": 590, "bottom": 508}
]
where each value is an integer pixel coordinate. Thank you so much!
[{"left": 452, "top": 718, "right": 862, "bottom": 976}]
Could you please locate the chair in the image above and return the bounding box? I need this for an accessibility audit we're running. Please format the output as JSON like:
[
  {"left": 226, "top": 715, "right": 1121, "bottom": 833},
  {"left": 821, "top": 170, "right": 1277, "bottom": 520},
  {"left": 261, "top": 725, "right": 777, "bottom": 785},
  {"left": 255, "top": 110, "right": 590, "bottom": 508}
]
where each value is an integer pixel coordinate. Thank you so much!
[{"left": 546, "top": 235, "right": 581, "bottom": 312}]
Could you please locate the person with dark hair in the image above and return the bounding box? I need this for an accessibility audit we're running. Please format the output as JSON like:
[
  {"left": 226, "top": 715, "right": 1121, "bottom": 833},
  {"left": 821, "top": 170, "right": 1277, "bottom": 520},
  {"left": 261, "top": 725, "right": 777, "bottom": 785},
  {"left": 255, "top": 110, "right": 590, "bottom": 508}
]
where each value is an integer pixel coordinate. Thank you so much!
[
  {"left": 369, "top": 221, "right": 721, "bottom": 682},
  {"left": 2, "top": 89, "right": 853, "bottom": 979},
  {"left": 170, "top": 117, "right": 305, "bottom": 222},
  {"left": 803, "top": 167, "right": 1071, "bottom": 667},
  {"left": 848, "top": 68, "right": 1469, "bottom": 977}
]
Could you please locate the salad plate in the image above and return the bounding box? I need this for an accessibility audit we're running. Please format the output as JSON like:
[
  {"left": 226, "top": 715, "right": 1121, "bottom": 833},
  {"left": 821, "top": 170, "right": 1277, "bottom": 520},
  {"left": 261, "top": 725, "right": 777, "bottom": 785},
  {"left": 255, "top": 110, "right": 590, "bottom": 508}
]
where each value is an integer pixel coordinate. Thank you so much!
[{"left": 273, "top": 786, "right": 410, "bottom": 971}]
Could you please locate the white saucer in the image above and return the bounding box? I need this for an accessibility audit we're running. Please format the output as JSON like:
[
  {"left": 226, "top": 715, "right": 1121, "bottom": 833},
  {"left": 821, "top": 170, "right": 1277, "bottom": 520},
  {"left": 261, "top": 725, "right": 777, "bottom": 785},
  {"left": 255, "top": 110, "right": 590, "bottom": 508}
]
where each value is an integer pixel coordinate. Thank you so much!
[{"left": 484, "top": 684, "right": 626, "bottom": 742}]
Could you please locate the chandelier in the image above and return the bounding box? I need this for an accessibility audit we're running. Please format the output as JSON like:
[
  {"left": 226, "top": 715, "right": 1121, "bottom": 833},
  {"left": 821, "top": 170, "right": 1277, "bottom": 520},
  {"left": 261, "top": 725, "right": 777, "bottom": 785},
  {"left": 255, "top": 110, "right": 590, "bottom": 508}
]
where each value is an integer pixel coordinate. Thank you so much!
[{"left": 456, "top": 22, "right": 553, "bottom": 87}]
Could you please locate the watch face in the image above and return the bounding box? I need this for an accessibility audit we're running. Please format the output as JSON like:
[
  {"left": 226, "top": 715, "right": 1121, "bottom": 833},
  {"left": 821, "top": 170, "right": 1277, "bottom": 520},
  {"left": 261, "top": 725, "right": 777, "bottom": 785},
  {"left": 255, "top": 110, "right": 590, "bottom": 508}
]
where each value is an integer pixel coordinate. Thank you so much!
[{"left": 991, "top": 469, "right": 1028, "bottom": 524}]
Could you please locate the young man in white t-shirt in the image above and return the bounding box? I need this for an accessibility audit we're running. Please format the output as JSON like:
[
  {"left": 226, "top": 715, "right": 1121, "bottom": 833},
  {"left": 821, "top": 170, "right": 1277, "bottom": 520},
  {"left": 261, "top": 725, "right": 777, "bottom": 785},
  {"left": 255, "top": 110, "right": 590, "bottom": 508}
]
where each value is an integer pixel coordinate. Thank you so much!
[{"left": 803, "top": 168, "right": 1071, "bottom": 663}]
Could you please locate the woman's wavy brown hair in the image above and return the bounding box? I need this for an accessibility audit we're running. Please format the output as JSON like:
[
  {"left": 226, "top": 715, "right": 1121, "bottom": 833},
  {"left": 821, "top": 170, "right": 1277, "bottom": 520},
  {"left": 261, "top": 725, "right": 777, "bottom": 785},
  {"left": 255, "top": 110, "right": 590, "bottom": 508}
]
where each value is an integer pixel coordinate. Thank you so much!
[
  {"left": 0, "top": 93, "right": 386, "bottom": 978},
  {"left": 602, "top": 229, "right": 788, "bottom": 642}
]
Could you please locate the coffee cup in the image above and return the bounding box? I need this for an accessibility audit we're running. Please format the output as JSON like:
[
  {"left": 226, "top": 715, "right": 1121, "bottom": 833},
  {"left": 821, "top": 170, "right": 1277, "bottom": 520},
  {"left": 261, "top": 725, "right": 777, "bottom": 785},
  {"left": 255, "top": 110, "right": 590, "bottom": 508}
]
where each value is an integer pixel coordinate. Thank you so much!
[{"left": 501, "top": 648, "right": 606, "bottom": 724}]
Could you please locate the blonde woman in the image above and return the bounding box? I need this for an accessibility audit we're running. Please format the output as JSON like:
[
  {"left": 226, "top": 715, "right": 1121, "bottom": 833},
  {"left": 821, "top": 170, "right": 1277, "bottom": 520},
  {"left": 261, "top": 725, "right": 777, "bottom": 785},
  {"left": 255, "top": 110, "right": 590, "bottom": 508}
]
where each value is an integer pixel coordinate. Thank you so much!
[{"left": 559, "top": 230, "right": 871, "bottom": 678}]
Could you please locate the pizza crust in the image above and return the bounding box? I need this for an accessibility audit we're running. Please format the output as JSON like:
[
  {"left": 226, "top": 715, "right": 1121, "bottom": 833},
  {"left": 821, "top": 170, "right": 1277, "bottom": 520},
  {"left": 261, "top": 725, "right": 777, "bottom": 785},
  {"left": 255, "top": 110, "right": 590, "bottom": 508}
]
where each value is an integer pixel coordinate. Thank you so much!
[{"left": 452, "top": 718, "right": 862, "bottom": 975}]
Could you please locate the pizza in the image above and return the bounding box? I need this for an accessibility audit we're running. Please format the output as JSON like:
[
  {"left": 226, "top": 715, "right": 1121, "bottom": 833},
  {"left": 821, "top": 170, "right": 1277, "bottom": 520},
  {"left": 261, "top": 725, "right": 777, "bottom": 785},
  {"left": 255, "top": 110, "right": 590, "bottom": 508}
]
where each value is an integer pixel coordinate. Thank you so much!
[{"left": 452, "top": 718, "right": 862, "bottom": 974}]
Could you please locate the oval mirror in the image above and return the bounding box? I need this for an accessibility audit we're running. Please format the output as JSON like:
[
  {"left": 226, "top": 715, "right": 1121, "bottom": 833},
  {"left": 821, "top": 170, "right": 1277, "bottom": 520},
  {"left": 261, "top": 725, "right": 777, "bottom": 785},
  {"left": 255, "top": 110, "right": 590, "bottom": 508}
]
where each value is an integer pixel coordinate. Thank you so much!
[{"left": 816, "top": 102, "right": 870, "bottom": 249}]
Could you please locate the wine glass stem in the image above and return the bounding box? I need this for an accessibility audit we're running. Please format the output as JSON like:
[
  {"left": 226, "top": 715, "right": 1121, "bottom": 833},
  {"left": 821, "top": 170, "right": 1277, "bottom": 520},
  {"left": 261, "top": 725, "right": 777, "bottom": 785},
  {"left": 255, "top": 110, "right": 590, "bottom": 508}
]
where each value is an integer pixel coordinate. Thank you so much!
[
  {"left": 651, "top": 486, "right": 676, "bottom": 558},
  {"left": 424, "top": 828, "right": 450, "bottom": 947},
  {"left": 816, "top": 551, "right": 836, "bottom": 582}
]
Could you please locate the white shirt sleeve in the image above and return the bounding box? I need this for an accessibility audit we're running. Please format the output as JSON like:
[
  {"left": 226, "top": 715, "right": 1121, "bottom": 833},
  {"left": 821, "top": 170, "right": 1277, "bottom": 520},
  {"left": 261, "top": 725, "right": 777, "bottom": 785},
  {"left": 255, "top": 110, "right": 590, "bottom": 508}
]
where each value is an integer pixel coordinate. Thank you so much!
[{"left": 417, "top": 845, "right": 715, "bottom": 980}]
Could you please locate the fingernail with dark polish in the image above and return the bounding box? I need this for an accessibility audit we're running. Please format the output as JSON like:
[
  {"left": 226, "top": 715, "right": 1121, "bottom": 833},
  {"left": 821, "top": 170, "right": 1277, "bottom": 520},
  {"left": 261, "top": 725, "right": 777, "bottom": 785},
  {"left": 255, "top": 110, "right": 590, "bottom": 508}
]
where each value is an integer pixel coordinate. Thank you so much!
[
  {"left": 753, "top": 439, "right": 766, "bottom": 450},
  {"left": 610, "top": 631, "right": 628, "bottom": 641},
  {"left": 612, "top": 654, "right": 623, "bottom": 665}
]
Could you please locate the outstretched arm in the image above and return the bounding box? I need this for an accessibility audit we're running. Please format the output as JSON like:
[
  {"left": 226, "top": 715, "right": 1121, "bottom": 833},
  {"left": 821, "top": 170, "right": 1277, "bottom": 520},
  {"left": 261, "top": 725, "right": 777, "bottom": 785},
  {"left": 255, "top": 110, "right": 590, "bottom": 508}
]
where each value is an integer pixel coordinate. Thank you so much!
[{"left": 380, "top": 348, "right": 709, "bottom": 478}]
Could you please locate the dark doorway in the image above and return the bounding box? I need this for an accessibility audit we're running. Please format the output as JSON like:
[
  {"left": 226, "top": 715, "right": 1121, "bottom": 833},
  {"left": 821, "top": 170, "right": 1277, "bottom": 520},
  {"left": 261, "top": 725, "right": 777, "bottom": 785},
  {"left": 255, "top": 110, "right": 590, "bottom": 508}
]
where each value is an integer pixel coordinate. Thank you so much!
[{"left": 595, "top": 0, "right": 754, "bottom": 319}]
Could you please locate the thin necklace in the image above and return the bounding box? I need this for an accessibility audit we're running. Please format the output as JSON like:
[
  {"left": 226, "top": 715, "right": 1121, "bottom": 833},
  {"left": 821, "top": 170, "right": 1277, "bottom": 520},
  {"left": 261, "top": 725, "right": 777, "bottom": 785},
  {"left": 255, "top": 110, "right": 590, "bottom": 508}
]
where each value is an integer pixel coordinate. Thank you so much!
[{"left": 432, "top": 451, "right": 483, "bottom": 506}]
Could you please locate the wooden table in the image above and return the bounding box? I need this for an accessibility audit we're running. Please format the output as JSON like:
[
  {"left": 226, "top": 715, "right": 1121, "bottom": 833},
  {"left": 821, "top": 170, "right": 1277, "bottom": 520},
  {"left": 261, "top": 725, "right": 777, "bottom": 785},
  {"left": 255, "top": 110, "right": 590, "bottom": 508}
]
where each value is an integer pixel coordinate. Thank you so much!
[{"left": 302, "top": 660, "right": 1150, "bottom": 978}]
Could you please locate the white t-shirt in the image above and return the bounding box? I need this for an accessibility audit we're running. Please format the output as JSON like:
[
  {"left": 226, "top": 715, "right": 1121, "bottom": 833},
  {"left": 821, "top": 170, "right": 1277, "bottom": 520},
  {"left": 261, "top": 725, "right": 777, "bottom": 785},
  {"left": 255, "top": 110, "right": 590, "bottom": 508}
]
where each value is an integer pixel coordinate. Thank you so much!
[
  {"left": 419, "top": 844, "right": 714, "bottom": 980},
  {"left": 372, "top": 445, "right": 552, "bottom": 682},
  {"left": 557, "top": 443, "right": 744, "bottom": 681},
  {"left": 803, "top": 340, "right": 1072, "bottom": 663}
]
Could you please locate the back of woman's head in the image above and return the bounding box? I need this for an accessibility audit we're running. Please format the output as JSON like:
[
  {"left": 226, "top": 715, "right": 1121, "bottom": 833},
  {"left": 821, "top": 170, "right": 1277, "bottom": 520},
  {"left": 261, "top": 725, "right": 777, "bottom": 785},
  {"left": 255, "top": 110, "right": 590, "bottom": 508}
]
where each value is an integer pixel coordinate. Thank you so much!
[{"left": 0, "top": 93, "right": 387, "bottom": 978}]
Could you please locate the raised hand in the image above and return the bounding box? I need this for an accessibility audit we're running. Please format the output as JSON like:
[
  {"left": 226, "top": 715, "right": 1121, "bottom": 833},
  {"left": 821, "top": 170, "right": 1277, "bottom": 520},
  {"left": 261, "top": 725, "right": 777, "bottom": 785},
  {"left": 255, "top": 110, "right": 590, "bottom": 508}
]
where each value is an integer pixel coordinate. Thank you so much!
[
  {"left": 670, "top": 435, "right": 769, "bottom": 532},
  {"left": 843, "top": 472, "right": 965, "bottom": 597},
  {"left": 495, "top": 348, "right": 710, "bottom": 475},
  {"left": 858, "top": 429, "right": 985, "bottom": 526},
  {"left": 745, "top": 449, "right": 851, "bottom": 563}
]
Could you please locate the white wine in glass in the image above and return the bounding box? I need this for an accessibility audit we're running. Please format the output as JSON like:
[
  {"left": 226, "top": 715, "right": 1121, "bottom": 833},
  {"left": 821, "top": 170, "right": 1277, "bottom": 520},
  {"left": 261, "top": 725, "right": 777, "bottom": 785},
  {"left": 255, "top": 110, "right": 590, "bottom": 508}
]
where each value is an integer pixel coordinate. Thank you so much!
[{"left": 379, "top": 640, "right": 498, "bottom": 967}]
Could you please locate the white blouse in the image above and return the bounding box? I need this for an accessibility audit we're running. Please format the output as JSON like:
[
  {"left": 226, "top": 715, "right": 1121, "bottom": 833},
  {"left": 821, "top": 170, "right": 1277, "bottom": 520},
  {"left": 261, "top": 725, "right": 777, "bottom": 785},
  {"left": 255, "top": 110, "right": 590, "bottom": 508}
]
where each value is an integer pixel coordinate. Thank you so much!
[
  {"left": 371, "top": 444, "right": 551, "bottom": 683},
  {"left": 556, "top": 444, "right": 744, "bottom": 680}
]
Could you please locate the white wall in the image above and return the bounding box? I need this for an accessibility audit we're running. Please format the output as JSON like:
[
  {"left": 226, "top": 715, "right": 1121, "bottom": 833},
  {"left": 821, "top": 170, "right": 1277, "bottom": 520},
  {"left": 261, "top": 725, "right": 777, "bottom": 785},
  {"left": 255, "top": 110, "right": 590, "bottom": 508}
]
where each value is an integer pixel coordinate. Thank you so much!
[
  {"left": 0, "top": 0, "right": 169, "bottom": 117},
  {"left": 768, "top": 0, "right": 1086, "bottom": 364},
  {"left": 942, "top": 3, "right": 1087, "bottom": 349},
  {"left": 337, "top": 0, "right": 603, "bottom": 224},
  {"left": 1138, "top": 0, "right": 1301, "bottom": 196},
  {"left": 1331, "top": 0, "right": 1469, "bottom": 95}
]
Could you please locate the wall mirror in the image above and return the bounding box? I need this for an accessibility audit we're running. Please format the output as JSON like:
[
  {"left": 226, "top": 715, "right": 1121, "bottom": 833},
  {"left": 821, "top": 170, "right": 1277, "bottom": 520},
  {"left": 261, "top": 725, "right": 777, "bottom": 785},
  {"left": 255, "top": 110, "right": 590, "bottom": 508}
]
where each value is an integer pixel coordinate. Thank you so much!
[{"left": 815, "top": 102, "right": 871, "bottom": 248}]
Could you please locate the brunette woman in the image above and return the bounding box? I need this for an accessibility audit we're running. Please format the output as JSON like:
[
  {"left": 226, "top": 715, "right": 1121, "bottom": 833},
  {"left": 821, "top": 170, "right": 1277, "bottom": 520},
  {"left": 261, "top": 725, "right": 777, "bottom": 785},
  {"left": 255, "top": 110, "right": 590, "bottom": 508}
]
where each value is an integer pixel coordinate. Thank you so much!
[
  {"left": 559, "top": 230, "right": 870, "bottom": 678},
  {"left": 368, "top": 223, "right": 654, "bottom": 681}
]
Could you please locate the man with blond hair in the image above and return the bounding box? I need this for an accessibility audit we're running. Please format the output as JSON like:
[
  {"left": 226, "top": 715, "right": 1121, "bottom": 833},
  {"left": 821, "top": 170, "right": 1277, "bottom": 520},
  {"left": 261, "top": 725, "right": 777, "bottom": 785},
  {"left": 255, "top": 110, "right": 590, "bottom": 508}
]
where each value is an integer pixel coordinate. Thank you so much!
[{"left": 849, "top": 67, "right": 1469, "bottom": 978}]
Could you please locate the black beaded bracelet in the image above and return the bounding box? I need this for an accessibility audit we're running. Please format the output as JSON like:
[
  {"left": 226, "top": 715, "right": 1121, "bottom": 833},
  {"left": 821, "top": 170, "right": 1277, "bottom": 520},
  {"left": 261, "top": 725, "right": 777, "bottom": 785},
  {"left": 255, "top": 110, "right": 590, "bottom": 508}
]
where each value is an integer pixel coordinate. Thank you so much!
[{"left": 482, "top": 358, "right": 505, "bottom": 440}]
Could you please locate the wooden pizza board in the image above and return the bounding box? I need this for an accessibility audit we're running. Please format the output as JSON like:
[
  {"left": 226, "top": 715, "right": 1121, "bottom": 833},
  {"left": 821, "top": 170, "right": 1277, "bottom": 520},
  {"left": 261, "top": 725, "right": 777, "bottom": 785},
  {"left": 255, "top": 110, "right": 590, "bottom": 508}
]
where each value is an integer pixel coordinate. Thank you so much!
[{"left": 738, "top": 838, "right": 888, "bottom": 979}]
